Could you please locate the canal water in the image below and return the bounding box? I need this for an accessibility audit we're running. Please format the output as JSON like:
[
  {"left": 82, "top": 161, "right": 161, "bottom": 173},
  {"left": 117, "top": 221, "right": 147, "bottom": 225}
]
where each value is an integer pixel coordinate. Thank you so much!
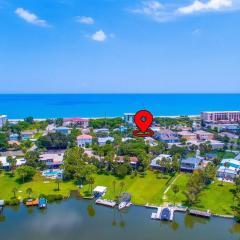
[{"left": 0, "top": 199, "right": 239, "bottom": 240}]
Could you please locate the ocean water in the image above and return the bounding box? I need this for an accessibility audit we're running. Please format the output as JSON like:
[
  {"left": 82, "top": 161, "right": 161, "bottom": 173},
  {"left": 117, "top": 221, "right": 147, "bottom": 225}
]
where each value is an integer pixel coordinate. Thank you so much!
[{"left": 0, "top": 94, "right": 239, "bottom": 119}]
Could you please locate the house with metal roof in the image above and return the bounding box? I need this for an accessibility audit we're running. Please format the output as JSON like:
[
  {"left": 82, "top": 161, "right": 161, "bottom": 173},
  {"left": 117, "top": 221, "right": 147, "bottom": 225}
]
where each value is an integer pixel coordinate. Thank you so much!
[
  {"left": 180, "top": 157, "right": 201, "bottom": 172},
  {"left": 217, "top": 159, "right": 240, "bottom": 181}
]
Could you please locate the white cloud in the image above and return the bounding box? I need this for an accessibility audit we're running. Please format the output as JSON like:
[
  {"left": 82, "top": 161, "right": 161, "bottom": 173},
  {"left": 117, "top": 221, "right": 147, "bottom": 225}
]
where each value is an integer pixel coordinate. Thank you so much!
[
  {"left": 177, "top": 0, "right": 233, "bottom": 14},
  {"left": 91, "top": 30, "right": 107, "bottom": 42},
  {"left": 130, "top": 0, "right": 240, "bottom": 22},
  {"left": 75, "top": 16, "right": 95, "bottom": 25},
  {"left": 15, "top": 8, "right": 49, "bottom": 27}
]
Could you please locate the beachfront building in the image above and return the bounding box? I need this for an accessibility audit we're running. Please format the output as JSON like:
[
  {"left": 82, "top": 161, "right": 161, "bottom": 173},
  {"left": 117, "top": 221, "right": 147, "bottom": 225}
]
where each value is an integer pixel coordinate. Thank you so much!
[
  {"left": 55, "top": 127, "right": 70, "bottom": 135},
  {"left": 63, "top": 117, "right": 89, "bottom": 128},
  {"left": 123, "top": 113, "right": 135, "bottom": 126},
  {"left": 39, "top": 152, "right": 64, "bottom": 168},
  {"left": 9, "top": 133, "right": 19, "bottom": 141},
  {"left": 150, "top": 154, "right": 172, "bottom": 169},
  {"left": 98, "top": 137, "right": 114, "bottom": 145},
  {"left": 77, "top": 134, "right": 93, "bottom": 147},
  {"left": 180, "top": 157, "right": 201, "bottom": 172},
  {"left": 154, "top": 129, "right": 179, "bottom": 143},
  {"left": 0, "top": 156, "right": 26, "bottom": 170},
  {"left": 195, "top": 130, "right": 214, "bottom": 141},
  {"left": 0, "top": 115, "right": 7, "bottom": 128},
  {"left": 217, "top": 159, "right": 240, "bottom": 181},
  {"left": 201, "top": 111, "right": 240, "bottom": 124},
  {"left": 178, "top": 131, "right": 197, "bottom": 141}
]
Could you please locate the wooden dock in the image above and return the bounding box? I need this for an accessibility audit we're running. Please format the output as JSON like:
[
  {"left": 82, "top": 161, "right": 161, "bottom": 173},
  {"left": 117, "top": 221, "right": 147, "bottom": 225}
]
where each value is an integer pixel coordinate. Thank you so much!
[
  {"left": 189, "top": 209, "right": 211, "bottom": 218},
  {"left": 95, "top": 199, "right": 116, "bottom": 208}
]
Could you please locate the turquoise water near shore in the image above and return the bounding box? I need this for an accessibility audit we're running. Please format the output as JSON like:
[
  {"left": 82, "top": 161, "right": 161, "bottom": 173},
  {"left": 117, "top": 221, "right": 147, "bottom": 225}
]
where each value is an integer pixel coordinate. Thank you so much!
[{"left": 0, "top": 94, "right": 239, "bottom": 118}]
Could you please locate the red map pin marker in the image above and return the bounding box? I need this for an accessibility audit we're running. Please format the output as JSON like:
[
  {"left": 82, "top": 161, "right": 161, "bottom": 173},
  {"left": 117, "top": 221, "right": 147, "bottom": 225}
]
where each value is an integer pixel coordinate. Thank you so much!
[{"left": 133, "top": 110, "right": 154, "bottom": 137}]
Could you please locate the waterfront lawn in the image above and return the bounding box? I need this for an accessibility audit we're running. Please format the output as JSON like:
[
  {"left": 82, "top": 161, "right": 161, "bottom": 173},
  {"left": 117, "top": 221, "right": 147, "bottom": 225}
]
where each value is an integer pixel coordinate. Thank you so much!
[
  {"left": 165, "top": 173, "right": 191, "bottom": 204},
  {"left": 195, "top": 181, "right": 235, "bottom": 215},
  {"left": 166, "top": 173, "right": 236, "bottom": 215},
  {"left": 0, "top": 172, "right": 78, "bottom": 200},
  {"left": 82, "top": 171, "right": 175, "bottom": 205}
]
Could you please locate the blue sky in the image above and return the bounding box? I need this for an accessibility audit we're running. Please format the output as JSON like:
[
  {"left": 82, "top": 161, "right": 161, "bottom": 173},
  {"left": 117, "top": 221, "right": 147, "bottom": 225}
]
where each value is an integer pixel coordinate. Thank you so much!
[{"left": 0, "top": 0, "right": 240, "bottom": 93}]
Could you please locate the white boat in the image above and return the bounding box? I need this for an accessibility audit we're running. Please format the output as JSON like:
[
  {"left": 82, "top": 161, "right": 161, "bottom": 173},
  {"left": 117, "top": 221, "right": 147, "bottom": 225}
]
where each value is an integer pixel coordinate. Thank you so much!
[{"left": 118, "top": 201, "right": 127, "bottom": 210}]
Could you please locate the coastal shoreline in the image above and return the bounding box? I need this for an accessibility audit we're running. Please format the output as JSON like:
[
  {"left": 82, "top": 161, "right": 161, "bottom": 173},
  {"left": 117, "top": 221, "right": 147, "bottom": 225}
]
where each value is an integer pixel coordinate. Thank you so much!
[{"left": 9, "top": 115, "right": 200, "bottom": 122}]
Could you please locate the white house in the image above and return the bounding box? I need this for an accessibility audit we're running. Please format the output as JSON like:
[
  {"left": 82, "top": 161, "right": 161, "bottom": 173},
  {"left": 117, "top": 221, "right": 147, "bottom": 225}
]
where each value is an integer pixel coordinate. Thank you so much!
[
  {"left": 0, "top": 156, "right": 26, "bottom": 170},
  {"left": 217, "top": 159, "right": 240, "bottom": 181},
  {"left": 77, "top": 134, "right": 93, "bottom": 147},
  {"left": 150, "top": 154, "right": 172, "bottom": 169}
]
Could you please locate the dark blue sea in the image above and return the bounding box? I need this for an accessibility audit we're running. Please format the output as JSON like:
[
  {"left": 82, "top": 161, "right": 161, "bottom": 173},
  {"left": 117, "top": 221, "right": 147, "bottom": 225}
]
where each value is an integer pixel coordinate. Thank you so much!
[{"left": 0, "top": 94, "right": 239, "bottom": 119}]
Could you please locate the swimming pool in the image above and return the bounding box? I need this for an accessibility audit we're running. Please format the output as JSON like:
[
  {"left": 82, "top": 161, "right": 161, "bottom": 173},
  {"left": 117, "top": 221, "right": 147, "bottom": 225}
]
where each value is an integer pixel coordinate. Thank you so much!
[{"left": 42, "top": 169, "right": 63, "bottom": 179}]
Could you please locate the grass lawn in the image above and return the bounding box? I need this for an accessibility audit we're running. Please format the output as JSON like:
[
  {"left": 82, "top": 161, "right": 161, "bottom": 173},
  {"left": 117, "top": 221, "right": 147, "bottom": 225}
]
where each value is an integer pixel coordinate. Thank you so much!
[
  {"left": 82, "top": 171, "right": 176, "bottom": 205},
  {"left": 0, "top": 170, "right": 236, "bottom": 215},
  {"left": 195, "top": 181, "right": 236, "bottom": 215},
  {"left": 0, "top": 172, "right": 78, "bottom": 201},
  {"left": 166, "top": 173, "right": 236, "bottom": 215}
]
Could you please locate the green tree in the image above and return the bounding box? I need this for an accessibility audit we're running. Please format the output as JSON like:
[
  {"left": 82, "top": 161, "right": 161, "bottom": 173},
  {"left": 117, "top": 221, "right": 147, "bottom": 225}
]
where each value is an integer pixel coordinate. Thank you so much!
[
  {"left": 112, "top": 180, "right": 116, "bottom": 199},
  {"left": 55, "top": 118, "right": 63, "bottom": 127},
  {"left": 55, "top": 178, "right": 62, "bottom": 191},
  {"left": 172, "top": 184, "right": 180, "bottom": 205},
  {"left": 87, "top": 176, "right": 95, "bottom": 194},
  {"left": 115, "top": 164, "right": 128, "bottom": 178},
  {"left": 26, "top": 188, "right": 33, "bottom": 198},
  {"left": 7, "top": 156, "right": 17, "bottom": 175},
  {"left": 119, "top": 181, "right": 125, "bottom": 197},
  {"left": 12, "top": 187, "right": 18, "bottom": 198},
  {"left": 24, "top": 116, "right": 34, "bottom": 124},
  {"left": 16, "top": 166, "right": 36, "bottom": 183},
  {"left": 0, "top": 133, "right": 8, "bottom": 151}
]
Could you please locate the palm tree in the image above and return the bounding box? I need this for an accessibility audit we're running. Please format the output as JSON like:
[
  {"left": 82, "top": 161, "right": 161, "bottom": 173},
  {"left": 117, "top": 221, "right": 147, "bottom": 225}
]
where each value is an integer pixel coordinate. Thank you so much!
[
  {"left": 119, "top": 181, "right": 125, "bottom": 197},
  {"left": 7, "top": 156, "right": 16, "bottom": 175},
  {"left": 88, "top": 176, "right": 95, "bottom": 194},
  {"left": 26, "top": 188, "right": 32, "bottom": 198},
  {"left": 222, "top": 161, "right": 230, "bottom": 184},
  {"left": 112, "top": 180, "right": 116, "bottom": 199},
  {"left": 55, "top": 178, "right": 61, "bottom": 191},
  {"left": 12, "top": 187, "right": 18, "bottom": 199},
  {"left": 172, "top": 184, "right": 180, "bottom": 205}
]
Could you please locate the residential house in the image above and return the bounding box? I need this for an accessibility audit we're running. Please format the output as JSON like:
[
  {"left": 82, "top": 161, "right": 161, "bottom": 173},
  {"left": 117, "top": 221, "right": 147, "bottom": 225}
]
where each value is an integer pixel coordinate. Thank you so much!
[
  {"left": 144, "top": 137, "right": 158, "bottom": 146},
  {"left": 39, "top": 152, "right": 64, "bottom": 168},
  {"left": 217, "top": 159, "right": 240, "bottom": 181},
  {"left": 195, "top": 130, "right": 214, "bottom": 141},
  {"left": 178, "top": 131, "right": 197, "bottom": 141},
  {"left": 94, "top": 128, "right": 110, "bottom": 134},
  {"left": 55, "top": 127, "right": 70, "bottom": 135},
  {"left": 219, "top": 132, "right": 239, "bottom": 140},
  {"left": 150, "top": 154, "right": 172, "bottom": 169},
  {"left": 154, "top": 129, "right": 179, "bottom": 143},
  {"left": 117, "top": 156, "right": 139, "bottom": 167},
  {"left": 9, "top": 133, "right": 19, "bottom": 141},
  {"left": 98, "top": 137, "right": 114, "bottom": 145},
  {"left": 63, "top": 117, "right": 89, "bottom": 128},
  {"left": 0, "top": 156, "right": 26, "bottom": 170},
  {"left": 21, "top": 131, "right": 35, "bottom": 141},
  {"left": 180, "top": 157, "right": 201, "bottom": 172},
  {"left": 77, "top": 134, "right": 93, "bottom": 148}
]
